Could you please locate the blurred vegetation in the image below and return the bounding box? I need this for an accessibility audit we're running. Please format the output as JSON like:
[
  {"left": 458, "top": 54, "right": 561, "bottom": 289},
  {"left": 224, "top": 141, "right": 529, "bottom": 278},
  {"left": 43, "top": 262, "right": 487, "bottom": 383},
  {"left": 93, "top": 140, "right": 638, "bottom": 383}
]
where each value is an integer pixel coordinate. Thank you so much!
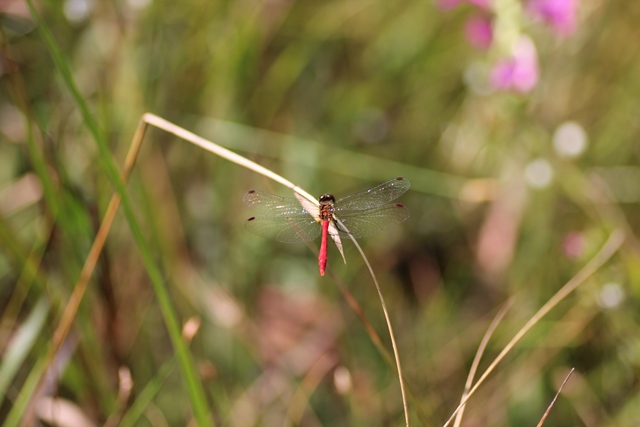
[{"left": 1, "top": 0, "right": 640, "bottom": 425}]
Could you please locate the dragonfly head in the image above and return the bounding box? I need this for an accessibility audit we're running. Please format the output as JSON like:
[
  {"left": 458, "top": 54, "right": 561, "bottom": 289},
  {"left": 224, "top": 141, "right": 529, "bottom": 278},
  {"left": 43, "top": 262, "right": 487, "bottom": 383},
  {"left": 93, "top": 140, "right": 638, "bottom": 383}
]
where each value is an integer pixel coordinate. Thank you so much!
[{"left": 318, "top": 194, "right": 336, "bottom": 205}]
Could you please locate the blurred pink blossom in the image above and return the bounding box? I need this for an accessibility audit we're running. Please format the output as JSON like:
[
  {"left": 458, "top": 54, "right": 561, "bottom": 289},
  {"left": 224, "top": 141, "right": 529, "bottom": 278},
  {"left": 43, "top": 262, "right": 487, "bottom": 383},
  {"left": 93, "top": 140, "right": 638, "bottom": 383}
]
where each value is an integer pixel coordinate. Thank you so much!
[
  {"left": 490, "top": 36, "right": 539, "bottom": 93},
  {"left": 527, "top": 0, "right": 578, "bottom": 36},
  {"left": 562, "top": 232, "right": 585, "bottom": 259},
  {"left": 464, "top": 16, "right": 493, "bottom": 49},
  {"left": 467, "top": 0, "right": 491, "bottom": 10}
]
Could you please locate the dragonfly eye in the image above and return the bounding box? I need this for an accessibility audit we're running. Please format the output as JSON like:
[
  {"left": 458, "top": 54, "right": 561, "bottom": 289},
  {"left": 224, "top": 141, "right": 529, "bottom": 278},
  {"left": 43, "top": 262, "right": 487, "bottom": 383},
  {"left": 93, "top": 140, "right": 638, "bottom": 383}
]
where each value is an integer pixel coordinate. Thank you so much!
[{"left": 319, "top": 194, "right": 336, "bottom": 204}]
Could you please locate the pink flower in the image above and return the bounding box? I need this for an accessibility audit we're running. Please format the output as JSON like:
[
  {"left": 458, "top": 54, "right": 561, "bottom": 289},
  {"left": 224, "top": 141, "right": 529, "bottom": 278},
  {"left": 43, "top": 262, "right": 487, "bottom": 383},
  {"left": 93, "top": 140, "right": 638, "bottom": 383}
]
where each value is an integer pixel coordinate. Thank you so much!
[
  {"left": 527, "top": 0, "right": 578, "bottom": 37},
  {"left": 464, "top": 16, "right": 493, "bottom": 49},
  {"left": 467, "top": 0, "right": 491, "bottom": 10},
  {"left": 490, "top": 36, "right": 539, "bottom": 93}
]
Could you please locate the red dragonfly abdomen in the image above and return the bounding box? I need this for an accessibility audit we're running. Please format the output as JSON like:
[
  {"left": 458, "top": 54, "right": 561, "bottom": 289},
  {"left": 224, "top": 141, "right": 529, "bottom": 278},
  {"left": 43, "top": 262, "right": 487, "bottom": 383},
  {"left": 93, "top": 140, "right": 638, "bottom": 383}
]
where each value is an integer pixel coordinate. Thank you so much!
[
  {"left": 318, "top": 220, "right": 329, "bottom": 276},
  {"left": 317, "top": 195, "right": 335, "bottom": 276}
]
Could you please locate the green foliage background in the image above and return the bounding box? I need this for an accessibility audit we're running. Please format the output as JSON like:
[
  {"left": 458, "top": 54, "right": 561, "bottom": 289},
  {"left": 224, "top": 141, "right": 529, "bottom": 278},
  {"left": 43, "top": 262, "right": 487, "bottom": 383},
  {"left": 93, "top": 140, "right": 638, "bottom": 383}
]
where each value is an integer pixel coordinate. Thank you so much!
[{"left": 1, "top": 0, "right": 640, "bottom": 426}]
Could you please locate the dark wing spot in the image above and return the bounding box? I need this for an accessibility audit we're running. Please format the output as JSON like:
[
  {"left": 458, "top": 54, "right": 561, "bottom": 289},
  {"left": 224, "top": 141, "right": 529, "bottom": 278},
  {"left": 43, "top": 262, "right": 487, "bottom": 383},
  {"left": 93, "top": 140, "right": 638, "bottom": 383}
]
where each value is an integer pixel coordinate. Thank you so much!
[
  {"left": 248, "top": 217, "right": 256, "bottom": 221},
  {"left": 395, "top": 177, "right": 404, "bottom": 181},
  {"left": 395, "top": 203, "right": 404, "bottom": 208},
  {"left": 247, "top": 190, "right": 256, "bottom": 194}
]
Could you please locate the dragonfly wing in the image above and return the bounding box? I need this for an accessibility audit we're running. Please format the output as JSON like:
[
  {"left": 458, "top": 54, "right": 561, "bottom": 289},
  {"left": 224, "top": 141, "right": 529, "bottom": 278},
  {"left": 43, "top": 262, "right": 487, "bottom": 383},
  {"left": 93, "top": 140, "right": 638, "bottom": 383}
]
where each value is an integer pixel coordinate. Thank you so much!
[
  {"left": 335, "top": 177, "right": 410, "bottom": 211},
  {"left": 245, "top": 215, "right": 321, "bottom": 243},
  {"left": 244, "top": 190, "right": 321, "bottom": 243},
  {"left": 334, "top": 203, "right": 409, "bottom": 238},
  {"left": 243, "top": 191, "right": 313, "bottom": 216}
]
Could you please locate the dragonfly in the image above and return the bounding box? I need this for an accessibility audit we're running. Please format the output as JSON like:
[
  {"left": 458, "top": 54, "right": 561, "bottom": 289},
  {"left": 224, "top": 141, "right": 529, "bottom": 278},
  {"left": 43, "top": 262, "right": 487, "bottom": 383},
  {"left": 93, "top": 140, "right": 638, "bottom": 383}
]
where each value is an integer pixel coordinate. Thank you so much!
[{"left": 243, "top": 177, "right": 410, "bottom": 276}]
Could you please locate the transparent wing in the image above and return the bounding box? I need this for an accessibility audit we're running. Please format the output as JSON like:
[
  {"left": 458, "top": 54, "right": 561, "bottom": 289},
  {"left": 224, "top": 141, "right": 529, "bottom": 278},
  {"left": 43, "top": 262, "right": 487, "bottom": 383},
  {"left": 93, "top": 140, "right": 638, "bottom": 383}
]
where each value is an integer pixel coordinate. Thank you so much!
[
  {"left": 334, "top": 177, "right": 410, "bottom": 211},
  {"left": 243, "top": 178, "right": 410, "bottom": 243},
  {"left": 243, "top": 191, "right": 321, "bottom": 243},
  {"left": 243, "top": 190, "right": 315, "bottom": 217},
  {"left": 245, "top": 216, "right": 321, "bottom": 243},
  {"left": 334, "top": 203, "right": 409, "bottom": 238}
]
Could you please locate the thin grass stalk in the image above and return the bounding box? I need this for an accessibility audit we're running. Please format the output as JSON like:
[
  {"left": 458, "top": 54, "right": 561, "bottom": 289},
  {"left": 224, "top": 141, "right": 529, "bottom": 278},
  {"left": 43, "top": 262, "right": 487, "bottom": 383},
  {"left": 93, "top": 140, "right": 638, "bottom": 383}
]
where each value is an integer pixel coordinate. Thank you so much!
[
  {"left": 3, "top": 355, "right": 48, "bottom": 427},
  {"left": 118, "top": 358, "right": 176, "bottom": 427},
  {"left": 339, "top": 227, "right": 410, "bottom": 427},
  {"left": 0, "top": 218, "right": 51, "bottom": 335},
  {"left": 41, "top": 116, "right": 142, "bottom": 372},
  {"left": 283, "top": 353, "right": 336, "bottom": 427},
  {"left": 41, "top": 116, "right": 147, "bottom": 373},
  {"left": 452, "top": 301, "right": 512, "bottom": 427},
  {"left": 0, "top": 297, "right": 50, "bottom": 403},
  {"left": 327, "top": 270, "right": 434, "bottom": 425},
  {"left": 536, "top": 368, "right": 575, "bottom": 427},
  {"left": 142, "top": 114, "right": 318, "bottom": 205},
  {"left": 442, "top": 229, "right": 625, "bottom": 427},
  {"left": 1, "top": 22, "right": 61, "bottom": 218}
]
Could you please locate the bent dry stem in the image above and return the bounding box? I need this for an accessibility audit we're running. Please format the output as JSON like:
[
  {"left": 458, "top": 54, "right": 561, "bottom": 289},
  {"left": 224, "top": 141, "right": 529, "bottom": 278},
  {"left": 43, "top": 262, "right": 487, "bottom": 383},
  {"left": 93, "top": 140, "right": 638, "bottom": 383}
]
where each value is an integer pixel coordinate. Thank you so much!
[
  {"left": 442, "top": 229, "right": 625, "bottom": 427},
  {"left": 34, "top": 112, "right": 411, "bottom": 427}
]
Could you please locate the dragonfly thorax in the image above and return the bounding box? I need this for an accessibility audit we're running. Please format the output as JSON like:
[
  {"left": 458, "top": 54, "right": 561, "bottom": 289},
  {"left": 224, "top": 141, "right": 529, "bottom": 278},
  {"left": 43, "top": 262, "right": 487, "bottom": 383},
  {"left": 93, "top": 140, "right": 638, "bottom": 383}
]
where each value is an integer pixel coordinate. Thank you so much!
[{"left": 318, "top": 193, "right": 335, "bottom": 221}]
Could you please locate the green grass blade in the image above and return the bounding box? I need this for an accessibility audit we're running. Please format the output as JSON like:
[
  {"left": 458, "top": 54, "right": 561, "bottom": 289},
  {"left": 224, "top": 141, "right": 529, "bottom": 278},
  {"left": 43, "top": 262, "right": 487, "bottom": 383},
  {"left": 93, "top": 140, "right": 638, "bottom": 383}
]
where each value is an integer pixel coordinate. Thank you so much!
[
  {"left": 24, "top": 2, "right": 214, "bottom": 425},
  {"left": 0, "top": 297, "right": 50, "bottom": 401},
  {"left": 2, "top": 355, "right": 47, "bottom": 427},
  {"left": 118, "top": 359, "right": 177, "bottom": 427}
]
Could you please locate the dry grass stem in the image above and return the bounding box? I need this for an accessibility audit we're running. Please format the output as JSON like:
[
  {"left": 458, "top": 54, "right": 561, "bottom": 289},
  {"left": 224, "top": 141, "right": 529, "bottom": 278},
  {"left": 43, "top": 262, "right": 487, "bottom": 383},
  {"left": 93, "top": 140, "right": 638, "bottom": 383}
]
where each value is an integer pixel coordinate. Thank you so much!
[
  {"left": 442, "top": 229, "right": 625, "bottom": 427},
  {"left": 142, "top": 114, "right": 318, "bottom": 205},
  {"left": 336, "top": 217, "right": 410, "bottom": 427},
  {"left": 536, "top": 368, "right": 575, "bottom": 427},
  {"left": 452, "top": 301, "right": 513, "bottom": 427}
]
